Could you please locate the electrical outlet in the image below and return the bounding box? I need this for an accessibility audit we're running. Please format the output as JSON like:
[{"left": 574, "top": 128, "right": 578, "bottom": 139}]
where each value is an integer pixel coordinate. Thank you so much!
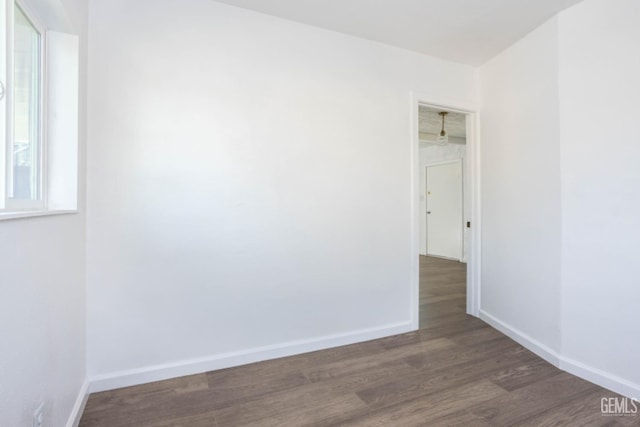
[{"left": 33, "top": 402, "right": 44, "bottom": 427}]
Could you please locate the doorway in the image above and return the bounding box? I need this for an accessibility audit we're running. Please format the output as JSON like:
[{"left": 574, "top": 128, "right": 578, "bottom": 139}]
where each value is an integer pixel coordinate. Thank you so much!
[{"left": 411, "top": 98, "right": 481, "bottom": 331}]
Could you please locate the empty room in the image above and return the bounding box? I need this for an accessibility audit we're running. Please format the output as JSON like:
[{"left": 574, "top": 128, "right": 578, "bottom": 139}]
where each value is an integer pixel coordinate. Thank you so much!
[{"left": 1, "top": 0, "right": 639, "bottom": 426}]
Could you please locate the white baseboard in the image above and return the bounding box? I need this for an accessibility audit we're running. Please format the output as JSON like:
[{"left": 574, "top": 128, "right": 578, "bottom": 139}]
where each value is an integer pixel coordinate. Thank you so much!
[
  {"left": 560, "top": 357, "right": 640, "bottom": 399},
  {"left": 479, "top": 310, "right": 561, "bottom": 366},
  {"left": 66, "top": 380, "right": 90, "bottom": 427},
  {"left": 89, "top": 321, "right": 413, "bottom": 393},
  {"left": 480, "top": 310, "right": 640, "bottom": 400}
]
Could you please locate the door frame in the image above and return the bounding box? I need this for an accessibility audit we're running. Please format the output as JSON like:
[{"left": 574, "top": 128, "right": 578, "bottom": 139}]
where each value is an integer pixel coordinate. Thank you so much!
[
  {"left": 410, "top": 92, "right": 481, "bottom": 329},
  {"left": 425, "top": 158, "right": 464, "bottom": 262}
]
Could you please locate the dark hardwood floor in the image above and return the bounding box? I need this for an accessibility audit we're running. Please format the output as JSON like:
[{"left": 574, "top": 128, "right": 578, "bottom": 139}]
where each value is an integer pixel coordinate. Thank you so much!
[
  {"left": 419, "top": 255, "right": 466, "bottom": 329},
  {"left": 80, "top": 256, "right": 634, "bottom": 426}
]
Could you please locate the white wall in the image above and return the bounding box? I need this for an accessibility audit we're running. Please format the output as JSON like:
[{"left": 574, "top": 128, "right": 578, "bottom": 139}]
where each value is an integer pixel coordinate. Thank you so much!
[
  {"left": 558, "top": 0, "right": 640, "bottom": 393},
  {"left": 86, "top": 0, "right": 476, "bottom": 385},
  {"left": 479, "top": 17, "right": 563, "bottom": 355},
  {"left": 0, "top": 217, "right": 85, "bottom": 427},
  {"left": 479, "top": 0, "right": 640, "bottom": 398},
  {"left": 418, "top": 142, "right": 468, "bottom": 260},
  {"left": 0, "top": 0, "right": 88, "bottom": 425}
]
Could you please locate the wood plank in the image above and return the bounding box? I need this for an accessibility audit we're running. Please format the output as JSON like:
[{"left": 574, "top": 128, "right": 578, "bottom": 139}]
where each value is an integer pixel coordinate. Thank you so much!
[
  {"left": 206, "top": 367, "right": 309, "bottom": 404},
  {"left": 342, "top": 379, "right": 507, "bottom": 426},
  {"left": 304, "top": 337, "right": 455, "bottom": 382},
  {"left": 468, "top": 372, "right": 599, "bottom": 425},
  {"left": 516, "top": 389, "right": 638, "bottom": 427},
  {"left": 488, "top": 357, "right": 561, "bottom": 391},
  {"left": 356, "top": 345, "right": 540, "bottom": 409}
]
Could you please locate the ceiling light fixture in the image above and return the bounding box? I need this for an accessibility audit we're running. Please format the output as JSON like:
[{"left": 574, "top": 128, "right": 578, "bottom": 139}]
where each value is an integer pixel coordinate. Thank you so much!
[{"left": 437, "top": 112, "right": 449, "bottom": 145}]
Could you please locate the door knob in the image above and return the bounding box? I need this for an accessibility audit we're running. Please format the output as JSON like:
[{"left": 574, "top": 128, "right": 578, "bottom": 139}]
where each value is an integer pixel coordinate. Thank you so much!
[{"left": 427, "top": 211, "right": 431, "bottom": 214}]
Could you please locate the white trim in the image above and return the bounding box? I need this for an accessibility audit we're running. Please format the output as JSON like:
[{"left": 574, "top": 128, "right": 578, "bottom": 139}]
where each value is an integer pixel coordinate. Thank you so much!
[
  {"left": 560, "top": 357, "right": 640, "bottom": 400},
  {"left": 0, "top": 0, "right": 7, "bottom": 209},
  {"left": 409, "top": 93, "right": 420, "bottom": 330},
  {"left": 466, "top": 112, "right": 481, "bottom": 315},
  {"left": 4, "top": 0, "right": 15, "bottom": 206},
  {"left": 479, "top": 310, "right": 561, "bottom": 366},
  {"left": 65, "top": 380, "right": 89, "bottom": 427},
  {"left": 480, "top": 310, "right": 640, "bottom": 399},
  {"left": 460, "top": 155, "right": 467, "bottom": 263},
  {"left": 5, "top": 0, "right": 48, "bottom": 209},
  {"left": 410, "top": 91, "right": 481, "bottom": 324},
  {"left": 0, "top": 208, "right": 76, "bottom": 220},
  {"left": 45, "top": 30, "right": 79, "bottom": 210},
  {"left": 15, "top": 0, "right": 46, "bottom": 30},
  {"left": 88, "top": 321, "right": 413, "bottom": 393},
  {"left": 425, "top": 159, "right": 462, "bottom": 167}
]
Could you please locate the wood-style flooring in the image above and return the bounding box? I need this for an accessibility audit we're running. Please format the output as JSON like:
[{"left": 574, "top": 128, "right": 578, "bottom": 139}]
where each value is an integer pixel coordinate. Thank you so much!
[{"left": 80, "top": 256, "right": 634, "bottom": 426}]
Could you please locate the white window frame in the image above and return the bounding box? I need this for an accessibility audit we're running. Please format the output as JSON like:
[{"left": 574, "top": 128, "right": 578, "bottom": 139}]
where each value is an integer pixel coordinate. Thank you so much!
[
  {"left": 1, "top": 0, "right": 47, "bottom": 212},
  {"left": 0, "top": 0, "right": 79, "bottom": 221}
]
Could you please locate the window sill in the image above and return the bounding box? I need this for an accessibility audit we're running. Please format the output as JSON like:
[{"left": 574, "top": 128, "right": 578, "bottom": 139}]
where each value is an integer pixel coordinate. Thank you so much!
[{"left": 0, "top": 209, "right": 78, "bottom": 221}]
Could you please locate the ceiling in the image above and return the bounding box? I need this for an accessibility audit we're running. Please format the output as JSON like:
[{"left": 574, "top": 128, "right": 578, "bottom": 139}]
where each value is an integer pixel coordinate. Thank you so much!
[
  {"left": 419, "top": 106, "right": 466, "bottom": 143},
  {"left": 213, "top": 0, "right": 582, "bottom": 65}
]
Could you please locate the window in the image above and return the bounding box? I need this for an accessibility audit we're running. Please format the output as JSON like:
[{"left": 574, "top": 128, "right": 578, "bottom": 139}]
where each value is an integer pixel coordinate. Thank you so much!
[
  {"left": 1, "top": 0, "right": 44, "bottom": 211},
  {"left": 0, "top": 0, "right": 79, "bottom": 218},
  {"left": 10, "top": 4, "right": 42, "bottom": 207}
]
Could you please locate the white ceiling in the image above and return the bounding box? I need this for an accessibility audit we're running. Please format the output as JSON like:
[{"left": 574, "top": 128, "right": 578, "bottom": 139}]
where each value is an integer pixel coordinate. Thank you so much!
[{"left": 213, "top": 0, "right": 582, "bottom": 65}]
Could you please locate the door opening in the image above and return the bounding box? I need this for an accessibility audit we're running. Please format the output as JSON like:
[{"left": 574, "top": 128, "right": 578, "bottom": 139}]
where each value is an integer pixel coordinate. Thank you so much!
[{"left": 410, "top": 97, "right": 481, "bottom": 331}]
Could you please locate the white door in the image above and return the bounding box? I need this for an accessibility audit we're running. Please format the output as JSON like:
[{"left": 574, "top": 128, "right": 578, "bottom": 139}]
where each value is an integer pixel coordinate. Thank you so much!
[{"left": 426, "top": 161, "right": 463, "bottom": 260}]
